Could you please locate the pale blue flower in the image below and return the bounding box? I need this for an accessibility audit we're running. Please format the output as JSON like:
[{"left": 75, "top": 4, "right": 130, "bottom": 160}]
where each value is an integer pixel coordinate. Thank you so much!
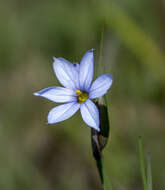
[{"left": 34, "top": 49, "right": 113, "bottom": 131}]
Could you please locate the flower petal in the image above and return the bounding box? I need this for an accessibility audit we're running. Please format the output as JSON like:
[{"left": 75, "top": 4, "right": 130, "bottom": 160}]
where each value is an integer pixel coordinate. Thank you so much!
[
  {"left": 53, "top": 57, "right": 79, "bottom": 89},
  {"left": 89, "top": 74, "right": 113, "bottom": 99},
  {"left": 80, "top": 99, "right": 100, "bottom": 131},
  {"left": 34, "top": 86, "right": 77, "bottom": 103},
  {"left": 73, "top": 63, "right": 80, "bottom": 73},
  {"left": 48, "top": 102, "right": 80, "bottom": 124},
  {"left": 79, "top": 49, "right": 94, "bottom": 91}
]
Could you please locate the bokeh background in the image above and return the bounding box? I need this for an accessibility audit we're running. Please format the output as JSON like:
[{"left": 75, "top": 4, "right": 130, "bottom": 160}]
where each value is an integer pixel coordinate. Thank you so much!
[{"left": 0, "top": 0, "right": 165, "bottom": 189}]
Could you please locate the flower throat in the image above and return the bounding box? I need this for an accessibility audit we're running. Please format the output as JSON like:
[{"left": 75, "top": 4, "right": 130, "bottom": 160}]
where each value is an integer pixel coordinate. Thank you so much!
[{"left": 76, "top": 89, "right": 88, "bottom": 103}]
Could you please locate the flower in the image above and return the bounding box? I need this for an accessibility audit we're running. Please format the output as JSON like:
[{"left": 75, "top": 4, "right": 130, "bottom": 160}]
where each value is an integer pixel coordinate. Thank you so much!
[{"left": 34, "top": 49, "right": 113, "bottom": 131}]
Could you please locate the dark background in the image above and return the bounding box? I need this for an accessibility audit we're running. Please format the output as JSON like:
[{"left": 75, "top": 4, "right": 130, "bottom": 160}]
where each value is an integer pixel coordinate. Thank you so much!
[{"left": 0, "top": 0, "right": 165, "bottom": 189}]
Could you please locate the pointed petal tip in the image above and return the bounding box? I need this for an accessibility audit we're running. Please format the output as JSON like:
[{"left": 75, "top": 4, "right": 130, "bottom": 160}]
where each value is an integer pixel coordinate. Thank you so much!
[
  {"left": 52, "top": 56, "right": 56, "bottom": 61},
  {"left": 53, "top": 57, "right": 62, "bottom": 64},
  {"left": 33, "top": 92, "right": 39, "bottom": 96},
  {"left": 104, "top": 73, "right": 113, "bottom": 80},
  {"left": 97, "top": 128, "right": 100, "bottom": 132},
  {"left": 94, "top": 125, "right": 100, "bottom": 132},
  {"left": 107, "top": 74, "right": 113, "bottom": 85},
  {"left": 47, "top": 119, "right": 53, "bottom": 124},
  {"left": 109, "top": 74, "right": 113, "bottom": 81},
  {"left": 47, "top": 116, "right": 54, "bottom": 124},
  {"left": 89, "top": 48, "right": 95, "bottom": 52},
  {"left": 88, "top": 124, "right": 100, "bottom": 132},
  {"left": 91, "top": 123, "right": 100, "bottom": 131},
  {"left": 86, "top": 48, "right": 95, "bottom": 54}
]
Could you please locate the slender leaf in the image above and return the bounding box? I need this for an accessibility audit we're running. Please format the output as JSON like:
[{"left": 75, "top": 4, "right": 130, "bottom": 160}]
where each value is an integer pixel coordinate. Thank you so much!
[
  {"left": 147, "top": 151, "right": 153, "bottom": 190},
  {"left": 138, "top": 137, "right": 147, "bottom": 190},
  {"left": 97, "top": 19, "right": 105, "bottom": 76},
  {"left": 91, "top": 18, "right": 113, "bottom": 190}
]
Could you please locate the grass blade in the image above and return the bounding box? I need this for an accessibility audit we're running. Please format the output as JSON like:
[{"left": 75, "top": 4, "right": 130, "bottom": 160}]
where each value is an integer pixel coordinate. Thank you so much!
[
  {"left": 96, "top": 19, "right": 105, "bottom": 77},
  {"left": 147, "top": 151, "right": 152, "bottom": 190},
  {"left": 93, "top": 17, "right": 113, "bottom": 190},
  {"left": 138, "top": 137, "right": 147, "bottom": 190}
]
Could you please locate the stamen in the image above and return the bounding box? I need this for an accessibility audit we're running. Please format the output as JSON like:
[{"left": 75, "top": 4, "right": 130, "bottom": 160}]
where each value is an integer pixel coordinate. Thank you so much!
[
  {"left": 76, "top": 89, "right": 82, "bottom": 95},
  {"left": 76, "top": 89, "right": 88, "bottom": 103}
]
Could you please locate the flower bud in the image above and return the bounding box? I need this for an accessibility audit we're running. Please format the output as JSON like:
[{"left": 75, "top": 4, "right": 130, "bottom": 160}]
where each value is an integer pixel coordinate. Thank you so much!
[{"left": 91, "top": 96, "right": 110, "bottom": 161}]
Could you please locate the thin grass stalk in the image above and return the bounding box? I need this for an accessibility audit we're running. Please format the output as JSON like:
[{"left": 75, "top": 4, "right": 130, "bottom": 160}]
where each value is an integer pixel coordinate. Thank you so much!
[
  {"left": 92, "top": 19, "right": 113, "bottom": 190},
  {"left": 97, "top": 19, "right": 105, "bottom": 76},
  {"left": 147, "top": 151, "right": 152, "bottom": 190},
  {"left": 138, "top": 137, "right": 147, "bottom": 190}
]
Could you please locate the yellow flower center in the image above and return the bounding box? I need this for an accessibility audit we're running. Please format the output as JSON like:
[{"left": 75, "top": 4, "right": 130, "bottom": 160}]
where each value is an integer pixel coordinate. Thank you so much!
[{"left": 76, "top": 89, "right": 88, "bottom": 103}]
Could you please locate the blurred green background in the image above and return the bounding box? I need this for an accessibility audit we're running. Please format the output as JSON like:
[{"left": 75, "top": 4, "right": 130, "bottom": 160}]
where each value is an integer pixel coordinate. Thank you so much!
[{"left": 0, "top": 0, "right": 165, "bottom": 189}]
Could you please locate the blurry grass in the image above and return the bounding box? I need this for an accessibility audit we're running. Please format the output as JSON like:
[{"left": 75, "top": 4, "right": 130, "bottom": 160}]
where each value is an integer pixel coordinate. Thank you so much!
[
  {"left": 104, "top": 2, "right": 165, "bottom": 83},
  {"left": 138, "top": 137, "right": 153, "bottom": 190},
  {"left": 0, "top": 0, "right": 164, "bottom": 189},
  {"left": 96, "top": 19, "right": 105, "bottom": 77},
  {"left": 0, "top": 123, "right": 49, "bottom": 190},
  {"left": 138, "top": 137, "right": 147, "bottom": 190},
  {"left": 147, "top": 152, "right": 152, "bottom": 190}
]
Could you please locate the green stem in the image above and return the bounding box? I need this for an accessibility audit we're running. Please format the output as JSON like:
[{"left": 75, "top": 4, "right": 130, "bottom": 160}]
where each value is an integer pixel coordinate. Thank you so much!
[{"left": 96, "top": 158, "right": 104, "bottom": 186}]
